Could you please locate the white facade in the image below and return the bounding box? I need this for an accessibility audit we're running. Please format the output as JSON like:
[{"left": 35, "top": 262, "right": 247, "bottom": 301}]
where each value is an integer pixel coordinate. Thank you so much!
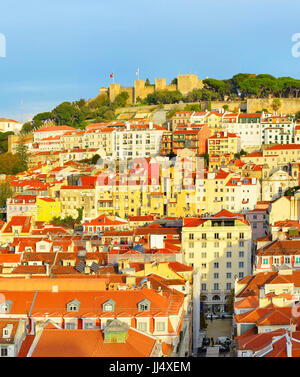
[{"left": 0, "top": 119, "right": 23, "bottom": 134}]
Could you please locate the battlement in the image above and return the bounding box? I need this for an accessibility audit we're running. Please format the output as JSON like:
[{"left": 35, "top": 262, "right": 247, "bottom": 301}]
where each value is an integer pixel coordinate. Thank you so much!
[{"left": 100, "top": 74, "right": 203, "bottom": 105}]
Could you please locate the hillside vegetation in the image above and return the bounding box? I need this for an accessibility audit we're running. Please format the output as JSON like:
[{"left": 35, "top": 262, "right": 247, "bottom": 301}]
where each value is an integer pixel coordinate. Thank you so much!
[{"left": 21, "top": 73, "right": 300, "bottom": 134}]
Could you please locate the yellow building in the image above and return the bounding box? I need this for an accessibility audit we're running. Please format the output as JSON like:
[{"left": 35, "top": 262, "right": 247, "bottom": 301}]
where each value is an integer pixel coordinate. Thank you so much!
[
  {"left": 208, "top": 131, "right": 241, "bottom": 156},
  {"left": 205, "top": 111, "right": 224, "bottom": 132},
  {"left": 182, "top": 209, "right": 252, "bottom": 312},
  {"left": 36, "top": 197, "right": 61, "bottom": 222}
]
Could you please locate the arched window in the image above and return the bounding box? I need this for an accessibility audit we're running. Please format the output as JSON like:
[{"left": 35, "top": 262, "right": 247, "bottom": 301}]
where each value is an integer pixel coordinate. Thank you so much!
[{"left": 212, "top": 295, "right": 220, "bottom": 301}]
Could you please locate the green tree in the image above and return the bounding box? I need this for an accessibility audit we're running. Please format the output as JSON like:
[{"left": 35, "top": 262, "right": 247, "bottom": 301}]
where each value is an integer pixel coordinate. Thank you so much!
[
  {"left": 145, "top": 78, "right": 151, "bottom": 86},
  {"left": 91, "top": 154, "right": 101, "bottom": 165},
  {"left": 0, "top": 182, "right": 12, "bottom": 219},
  {"left": 76, "top": 207, "right": 84, "bottom": 222},
  {"left": 225, "top": 289, "right": 235, "bottom": 314},
  {"left": 0, "top": 132, "right": 14, "bottom": 153},
  {"left": 52, "top": 102, "right": 85, "bottom": 127},
  {"left": 272, "top": 98, "right": 281, "bottom": 113},
  {"left": 112, "top": 91, "right": 129, "bottom": 108},
  {"left": 207, "top": 94, "right": 212, "bottom": 111},
  {"left": 16, "top": 137, "right": 28, "bottom": 171},
  {"left": 184, "top": 104, "right": 202, "bottom": 112}
]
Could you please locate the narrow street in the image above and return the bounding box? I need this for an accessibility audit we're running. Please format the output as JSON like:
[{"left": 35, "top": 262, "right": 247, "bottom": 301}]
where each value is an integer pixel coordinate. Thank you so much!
[{"left": 198, "top": 318, "right": 234, "bottom": 357}]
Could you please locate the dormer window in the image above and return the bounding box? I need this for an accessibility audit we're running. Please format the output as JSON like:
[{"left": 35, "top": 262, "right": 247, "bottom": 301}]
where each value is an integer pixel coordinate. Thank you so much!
[
  {"left": 0, "top": 300, "right": 12, "bottom": 314},
  {"left": 2, "top": 324, "right": 13, "bottom": 339},
  {"left": 103, "top": 299, "right": 115, "bottom": 312},
  {"left": 138, "top": 299, "right": 151, "bottom": 312},
  {"left": 67, "top": 299, "right": 80, "bottom": 312}
]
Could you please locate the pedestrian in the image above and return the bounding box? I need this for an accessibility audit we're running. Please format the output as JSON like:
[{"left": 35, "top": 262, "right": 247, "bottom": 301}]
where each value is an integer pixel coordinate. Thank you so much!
[
  {"left": 211, "top": 314, "right": 213, "bottom": 321},
  {"left": 211, "top": 337, "right": 214, "bottom": 346}
]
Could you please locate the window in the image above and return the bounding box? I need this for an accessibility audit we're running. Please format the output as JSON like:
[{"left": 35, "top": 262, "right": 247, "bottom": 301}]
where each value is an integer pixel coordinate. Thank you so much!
[
  {"left": 239, "top": 240, "right": 244, "bottom": 247},
  {"left": 202, "top": 233, "right": 207, "bottom": 240},
  {"left": 189, "top": 252, "right": 194, "bottom": 259},
  {"left": 202, "top": 263, "right": 207, "bottom": 269},
  {"left": 201, "top": 283, "right": 207, "bottom": 291},
  {"left": 103, "top": 299, "right": 115, "bottom": 312},
  {"left": 226, "top": 262, "right": 232, "bottom": 268},
  {"left": 227, "top": 233, "right": 231, "bottom": 239},
  {"left": 262, "top": 258, "right": 269, "bottom": 265},
  {"left": 189, "top": 233, "right": 194, "bottom": 240},
  {"left": 155, "top": 322, "right": 166, "bottom": 332},
  {"left": 214, "top": 233, "right": 219, "bottom": 239},
  {"left": 1, "top": 347, "right": 7, "bottom": 357},
  {"left": 239, "top": 262, "right": 244, "bottom": 268},
  {"left": 226, "top": 273, "right": 232, "bottom": 279},
  {"left": 189, "top": 242, "right": 194, "bottom": 249},
  {"left": 239, "top": 233, "right": 244, "bottom": 239},
  {"left": 226, "top": 283, "right": 231, "bottom": 290},
  {"left": 214, "top": 273, "right": 219, "bottom": 279},
  {"left": 213, "top": 284, "right": 219, "bottom": 291},
  {"left": 226, "top": 251, "right": 232, "bottom": 258},
  {"left": 214, "top": 252, "right": 219, "bottom": 258},
  {"left": 138, "top": 299, "right": 151, "bottom": 312},
  {"left": 66, "top": 322, "right": 76, "bottom": 329},
  {"left": 201, "top": 252, "right": 207, "bottom": 258},
  {"left": 201, "top": 242, "right": 207, "bottom": 248},
  {"left": 214, "top": 262, "right": 219, "bottom": 269},
  {"left": 239, "top": 272, "right": 244, "bottom": 279},
  {"left": 84, "top": 322, "right": 95, "bottom": 329},
  {"left": 138, "top": 322, "right": 147, "bottom": 332},
  {"left": 239, "top": 251, "right": 244, "bottom": 258}
]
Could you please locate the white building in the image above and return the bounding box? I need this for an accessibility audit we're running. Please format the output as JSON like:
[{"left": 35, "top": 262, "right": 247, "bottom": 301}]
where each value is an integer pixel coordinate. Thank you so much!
[
  {"left": 225, "top": 177, "right": 261, "bottom": 212},
  {"left": 0, "top": 118, "right": 23, "bottom": 134},
  {"left": 112, "top": 122, "right": 166, "bottom": 160}
]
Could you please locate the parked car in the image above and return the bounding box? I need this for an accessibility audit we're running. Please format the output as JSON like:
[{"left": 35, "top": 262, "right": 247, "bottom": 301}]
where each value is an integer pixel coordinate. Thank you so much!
[
  {"left": 206, "top": 313, "right": 220, "bottom": 319},
  {"left": 202, "top": 337, "right": 210, "bottom": 346},
  {"left": 216, "top": 336, "right": 232, "bottom": 345},
  {"left": 218, "top": 344, "right": 230, "bottom": 353},
  {"left": 220, "top": 312, "right": 232, "bottom": 319}
]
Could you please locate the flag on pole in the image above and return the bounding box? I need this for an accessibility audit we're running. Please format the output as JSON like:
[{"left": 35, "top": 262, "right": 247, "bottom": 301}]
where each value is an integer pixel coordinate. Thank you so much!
[
  {"left": 136, "top": 68, "right": 140, "bottom": 80},
  {"left": 110, "top": 73, "right": 114, "bottom": 78}
]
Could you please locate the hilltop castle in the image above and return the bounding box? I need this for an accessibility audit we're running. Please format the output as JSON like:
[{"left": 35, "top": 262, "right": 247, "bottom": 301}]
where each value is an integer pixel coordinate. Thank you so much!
[{"left": 99, "top": 74, "right": 204, "bottom": 104}]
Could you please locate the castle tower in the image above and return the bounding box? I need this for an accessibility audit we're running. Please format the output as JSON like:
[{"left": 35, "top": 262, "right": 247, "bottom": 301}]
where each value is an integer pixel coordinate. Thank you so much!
[
  {"left": 155, "top": 78, "right": 166, "bottom": 91},
  {"left": 109, "top": 83, "right": 121, "bottom": 103},
  {"left": 177, "top": 74, "right": 203, "bottom": 95},
  {"left": 99, "top": 87, "right": 109, "bottom": 97},
  {"left": 134, "top": 80, "right": 145, "bottom": 103}
]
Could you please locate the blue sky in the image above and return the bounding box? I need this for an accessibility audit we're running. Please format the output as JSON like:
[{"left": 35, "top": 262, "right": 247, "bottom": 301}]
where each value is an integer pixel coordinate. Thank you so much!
[{"left": 0, "top": 0, "right": 300, "bottom": 121}]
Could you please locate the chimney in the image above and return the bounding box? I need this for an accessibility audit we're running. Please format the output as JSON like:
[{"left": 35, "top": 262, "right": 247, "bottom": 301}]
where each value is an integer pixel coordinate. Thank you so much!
[
  {"left": 149, "top": 122, "right": 153, "bottom": 130},
  {"left": 126, "top": 122, "right": 130, "bottom": 131}
]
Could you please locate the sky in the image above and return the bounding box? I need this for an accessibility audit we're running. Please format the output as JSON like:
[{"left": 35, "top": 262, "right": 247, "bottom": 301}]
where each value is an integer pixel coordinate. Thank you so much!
[{"left": 0, "top": 0, "right": 300, "bottom": 121}]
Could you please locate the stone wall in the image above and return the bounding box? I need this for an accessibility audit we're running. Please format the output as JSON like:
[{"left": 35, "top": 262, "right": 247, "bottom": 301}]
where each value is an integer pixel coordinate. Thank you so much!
[
  {"left": 247, "top": 98, "right": 300, "bottom": 114},
  {"left": 106, "top": 74, "right": 204, "bottom": 104}
]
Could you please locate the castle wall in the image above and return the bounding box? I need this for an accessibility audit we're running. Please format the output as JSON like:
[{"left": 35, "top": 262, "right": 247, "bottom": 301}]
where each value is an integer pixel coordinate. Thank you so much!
[
  {"left": 177, "top": 74, "right": 203, "bottom": 95},
  {"left": 109, "top": 83, "right": 121, "bottom": 103},
  {"left": 247, "top": 98, "right": 300, "bottom": 114},
  {"left": 155, "top": 78, "right": 166, "bottom": 91},
  {"left": 166, "top": 84, "right": 177, "bottom": 91},
  {"left": 121, "top": 87, "right": 134, "bottom": 104}
]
